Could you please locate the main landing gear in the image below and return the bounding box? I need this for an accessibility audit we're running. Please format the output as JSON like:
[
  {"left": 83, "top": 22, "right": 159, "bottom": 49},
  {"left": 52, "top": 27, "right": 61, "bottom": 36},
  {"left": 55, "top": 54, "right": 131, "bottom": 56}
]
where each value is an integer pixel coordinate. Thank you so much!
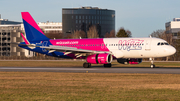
[
  {"left": 83, "top": 62, "right": 112, "bottom": 68},
  {"left": 83, "top": 62, "right": 91, "bottom": 68},
  {"left": 150, "top": 58, "right": 155, "bottom": 68}
]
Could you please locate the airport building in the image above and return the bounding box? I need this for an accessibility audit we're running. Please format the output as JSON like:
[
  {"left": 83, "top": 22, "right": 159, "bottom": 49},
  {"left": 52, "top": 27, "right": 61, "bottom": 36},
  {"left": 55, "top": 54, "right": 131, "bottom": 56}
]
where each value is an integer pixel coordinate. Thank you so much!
[
  {"left": 0, "top": 24, "right": 25, "bottom": 56},
  {"left": 62, "top": 7, "right": 115, "bottom": 38},
  {"left": 38, "top": 22, "right": 62, "bottom": 33},
  {"left": 165, "top": 18, "right": 180, "bottom": 39},
  {"left": 0, "top": 13, "right": 63, "bottom": 57},
  {"left": 21, "top": 21, "right": 62, "bottom": 33},
  {"left": 0, "top": 15, "right": 22, "bottom": 25}
]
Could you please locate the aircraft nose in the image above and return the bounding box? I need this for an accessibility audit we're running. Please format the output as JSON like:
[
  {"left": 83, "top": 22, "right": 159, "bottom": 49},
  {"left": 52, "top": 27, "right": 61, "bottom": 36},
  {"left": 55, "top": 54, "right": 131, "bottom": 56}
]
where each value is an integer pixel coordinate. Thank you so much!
[{"left": 169, "top": 46, "right": 176, "bottom": 55}]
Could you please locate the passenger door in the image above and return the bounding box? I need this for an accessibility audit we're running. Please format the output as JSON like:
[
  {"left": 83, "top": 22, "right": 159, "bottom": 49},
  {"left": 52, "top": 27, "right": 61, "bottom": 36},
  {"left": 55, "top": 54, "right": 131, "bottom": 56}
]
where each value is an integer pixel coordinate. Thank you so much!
[{"left": 145, "top": 39, "right": 151, "bottom": 51}]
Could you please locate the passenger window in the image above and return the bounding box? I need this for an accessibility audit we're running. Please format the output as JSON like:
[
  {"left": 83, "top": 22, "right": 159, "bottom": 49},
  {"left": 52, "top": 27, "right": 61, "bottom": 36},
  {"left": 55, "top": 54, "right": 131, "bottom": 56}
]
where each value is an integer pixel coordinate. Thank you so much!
[
  {"left": 157, "top": 43, "right": 160, "bottom": 45},
  {"left": 161, "top": 43, "right": 164, "bottom": 45}
]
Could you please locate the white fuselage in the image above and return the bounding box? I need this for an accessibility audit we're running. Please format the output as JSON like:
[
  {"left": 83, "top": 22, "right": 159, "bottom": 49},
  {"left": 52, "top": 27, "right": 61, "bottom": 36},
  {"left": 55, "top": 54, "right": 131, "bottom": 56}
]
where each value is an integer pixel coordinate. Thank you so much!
[{"left": 104, "top": 38, "right": 176, "bottom": 58}]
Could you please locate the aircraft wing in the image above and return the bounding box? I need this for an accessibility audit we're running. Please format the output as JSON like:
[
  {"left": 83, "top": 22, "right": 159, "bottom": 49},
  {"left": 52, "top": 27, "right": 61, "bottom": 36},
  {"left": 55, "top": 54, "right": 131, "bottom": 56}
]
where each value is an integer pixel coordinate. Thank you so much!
[{"left": 40, "top": 45, "right": 112, "bottom": 54}]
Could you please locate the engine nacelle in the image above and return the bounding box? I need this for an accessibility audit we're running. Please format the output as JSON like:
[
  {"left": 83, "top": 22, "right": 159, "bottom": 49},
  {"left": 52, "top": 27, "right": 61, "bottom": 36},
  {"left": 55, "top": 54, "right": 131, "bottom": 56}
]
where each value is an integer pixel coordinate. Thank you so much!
[
  {"left": 87, "top": 53, "right": 112, "bottom": 64},
  {"left": 117, "top": 58, "right": 142, "bottom": 64}
]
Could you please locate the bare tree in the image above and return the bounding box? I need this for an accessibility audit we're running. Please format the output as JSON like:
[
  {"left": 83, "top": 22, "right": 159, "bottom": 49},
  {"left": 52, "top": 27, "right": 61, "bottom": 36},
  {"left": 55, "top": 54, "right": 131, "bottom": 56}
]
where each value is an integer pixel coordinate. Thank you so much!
[
  {"left": 104, "top": 30, "right": 115, "bottom": 38},
  {"left": 87, "top": 26, "right": 99, "bottom": 38},
  {"left": 79, "top": 31, "right": 86, "bottom": 38},
  {"left": 72, "top": 30, "right": 86, "bottom": 39},
  {"left": 104, "top": 32, "right": 110, "bottom": 38},
  {"left": 150, "top": 29, "right": 173, "bottom": 45},
  {"left": 171, "top": 32, "right": 180, "bottom": 61},
  {"left": 150, "top": 29, "right": 164, "bottom": 38},
  {"left": 110, "top": 30, "right": 115, "bottom": 38},
  {"left": 65, "top": 34, "right": 73, "bottom": 39},
  {"left": 72, "top": 30, "right": 80, "bottom": 39},
  {"left": 150, "top": 29, "right": 173, "bottom": 61}
]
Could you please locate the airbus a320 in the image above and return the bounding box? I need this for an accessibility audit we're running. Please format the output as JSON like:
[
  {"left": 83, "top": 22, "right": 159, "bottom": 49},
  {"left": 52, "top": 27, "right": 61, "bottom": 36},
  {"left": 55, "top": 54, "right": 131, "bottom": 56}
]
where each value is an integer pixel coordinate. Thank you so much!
[{"left": 18, "top": 12, "right": 176, "bottom": 68}]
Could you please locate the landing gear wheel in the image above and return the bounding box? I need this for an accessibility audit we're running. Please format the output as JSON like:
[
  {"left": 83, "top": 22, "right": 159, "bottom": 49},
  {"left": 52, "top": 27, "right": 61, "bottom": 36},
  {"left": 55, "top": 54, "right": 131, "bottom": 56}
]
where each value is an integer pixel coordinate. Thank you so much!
[
  {"left": 83, "top": 63, "right": 91, "bottom": 68},
  {"left": 150, "top": 64, "right": 155, "bottom": 68},
  {"left": 104, "top": 63, "right": 112, "bottom": 68},
  {"left": 149, "top": 58, "right": 155, "bottom": 68}
]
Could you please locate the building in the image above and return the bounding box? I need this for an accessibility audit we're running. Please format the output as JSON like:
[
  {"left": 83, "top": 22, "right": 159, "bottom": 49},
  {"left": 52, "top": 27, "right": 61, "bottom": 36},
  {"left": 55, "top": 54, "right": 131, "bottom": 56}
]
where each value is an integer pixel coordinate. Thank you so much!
[
  {"left": 0, "top": 15, "right": 27, "bottom": 57},
  {"left": 0, "top": 24, "right": 25, "bottom": 56},
  {"left": 165, "top": 18, "right": 180, "bottom": 39},
  {"left": 0, "top": 14, "right": 63, "bottom": 57},
  {"left": 62, "top": 7, "right": 115, "bottom": 38},
  {"left": 0, "top": 15, "right": 22, "bottom": 25},
  {"left": 20, "top": 21, "right": 62, "bottom": 34},
  {"left": 38, "top": 22, "right": 62, "bottom": 33}
]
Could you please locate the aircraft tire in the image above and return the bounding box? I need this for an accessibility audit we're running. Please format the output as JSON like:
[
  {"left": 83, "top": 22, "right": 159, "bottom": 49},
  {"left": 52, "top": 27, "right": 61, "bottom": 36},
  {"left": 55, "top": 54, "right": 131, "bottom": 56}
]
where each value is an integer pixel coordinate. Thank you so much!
[
  {"left": 150, "top": 64, "right": 155, "bottom": 68},
  {"left": 83, "top": 63, "right": 91, "bottom": 68}
]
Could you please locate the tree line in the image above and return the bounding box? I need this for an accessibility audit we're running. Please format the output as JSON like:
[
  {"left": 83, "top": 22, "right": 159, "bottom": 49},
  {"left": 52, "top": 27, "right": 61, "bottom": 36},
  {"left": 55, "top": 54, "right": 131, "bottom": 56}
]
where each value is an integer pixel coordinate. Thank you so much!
[{"left": 45, "top": 27, "right": 131, "bottom": 39}]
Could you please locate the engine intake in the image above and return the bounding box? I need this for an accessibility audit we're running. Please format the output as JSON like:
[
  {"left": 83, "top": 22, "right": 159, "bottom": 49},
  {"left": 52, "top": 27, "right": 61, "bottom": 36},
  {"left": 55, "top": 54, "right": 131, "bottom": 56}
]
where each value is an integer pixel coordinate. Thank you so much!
[{"left": 87, "top": 53, "right": 112, "bottom": 64}]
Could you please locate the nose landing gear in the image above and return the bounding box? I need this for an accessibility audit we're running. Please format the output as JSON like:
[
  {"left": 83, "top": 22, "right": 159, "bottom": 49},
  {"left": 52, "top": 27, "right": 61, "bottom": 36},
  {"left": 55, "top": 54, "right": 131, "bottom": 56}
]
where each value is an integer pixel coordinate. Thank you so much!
[{"left": 150, "top": 58, "right": 155, "bottom": 68}]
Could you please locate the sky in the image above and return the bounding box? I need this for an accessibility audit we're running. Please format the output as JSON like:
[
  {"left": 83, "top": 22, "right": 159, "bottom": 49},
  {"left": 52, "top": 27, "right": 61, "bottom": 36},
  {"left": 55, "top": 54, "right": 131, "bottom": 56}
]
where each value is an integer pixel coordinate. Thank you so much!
[{"left": 0, "top": 0, "right": 180, "bottom": 37}]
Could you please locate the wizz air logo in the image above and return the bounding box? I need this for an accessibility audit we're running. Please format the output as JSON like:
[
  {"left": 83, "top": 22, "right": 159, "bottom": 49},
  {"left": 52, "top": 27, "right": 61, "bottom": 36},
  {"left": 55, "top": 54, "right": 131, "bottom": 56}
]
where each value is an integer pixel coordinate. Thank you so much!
[{"left": 118, "top": 39, "right": 144, "bottom": 51}]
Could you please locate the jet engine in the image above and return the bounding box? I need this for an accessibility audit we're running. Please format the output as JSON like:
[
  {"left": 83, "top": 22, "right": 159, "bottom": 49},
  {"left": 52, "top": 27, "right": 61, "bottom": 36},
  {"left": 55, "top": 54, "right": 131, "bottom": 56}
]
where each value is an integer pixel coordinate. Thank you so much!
[
  {"left": 87, "top": 53, "right": 113, "bottom": 64},
  {"left": 117, "top": 58, "right": 142, "bottom": 64}
]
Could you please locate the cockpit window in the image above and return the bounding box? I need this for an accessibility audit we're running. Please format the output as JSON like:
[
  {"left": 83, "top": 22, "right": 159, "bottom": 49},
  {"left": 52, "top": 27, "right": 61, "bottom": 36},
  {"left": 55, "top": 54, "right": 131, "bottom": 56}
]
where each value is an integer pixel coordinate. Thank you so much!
[
  {"left": 164, "top": 43, "right": 169, "bottom": 45},
  {"left": 157, "top": 42, "right": 169, "bottom": 46}
]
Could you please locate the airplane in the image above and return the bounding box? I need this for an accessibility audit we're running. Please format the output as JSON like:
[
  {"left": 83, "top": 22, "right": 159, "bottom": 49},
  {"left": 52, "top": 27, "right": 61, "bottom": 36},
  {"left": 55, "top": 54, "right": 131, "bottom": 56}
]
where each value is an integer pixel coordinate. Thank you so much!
[{"left": 18, "top": 12, "right": 176, "bottom": 68}]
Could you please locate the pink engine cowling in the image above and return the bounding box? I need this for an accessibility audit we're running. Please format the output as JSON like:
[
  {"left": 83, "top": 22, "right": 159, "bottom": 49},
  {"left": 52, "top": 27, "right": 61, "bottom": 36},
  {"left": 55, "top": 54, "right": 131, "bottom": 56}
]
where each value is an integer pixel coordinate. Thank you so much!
[{"left": 86, "top": 53, "right": 112, "bottom": 64}]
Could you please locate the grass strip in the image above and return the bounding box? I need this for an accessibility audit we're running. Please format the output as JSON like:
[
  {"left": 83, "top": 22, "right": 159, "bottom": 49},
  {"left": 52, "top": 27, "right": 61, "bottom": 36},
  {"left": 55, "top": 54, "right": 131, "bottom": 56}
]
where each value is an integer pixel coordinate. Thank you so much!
[
  {"left": 0, "top": 72, "right": 180, "bottom": 100},
  {"left": 0, "top": 61, "right": 180, "bottom": 67}
]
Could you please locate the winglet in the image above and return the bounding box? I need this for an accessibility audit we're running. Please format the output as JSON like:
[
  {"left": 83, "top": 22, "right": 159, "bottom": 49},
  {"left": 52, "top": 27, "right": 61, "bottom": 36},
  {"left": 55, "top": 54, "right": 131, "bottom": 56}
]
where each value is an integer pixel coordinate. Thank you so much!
[{"left": 21, "top": 33, "right": 29, "bottom": 44}]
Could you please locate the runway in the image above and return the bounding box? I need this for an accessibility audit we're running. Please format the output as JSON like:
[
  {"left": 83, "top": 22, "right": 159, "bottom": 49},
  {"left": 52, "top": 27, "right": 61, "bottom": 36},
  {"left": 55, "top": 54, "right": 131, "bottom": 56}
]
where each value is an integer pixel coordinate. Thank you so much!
[{"left": 0, "top": 67, "right": 180, "bottom": 74}]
